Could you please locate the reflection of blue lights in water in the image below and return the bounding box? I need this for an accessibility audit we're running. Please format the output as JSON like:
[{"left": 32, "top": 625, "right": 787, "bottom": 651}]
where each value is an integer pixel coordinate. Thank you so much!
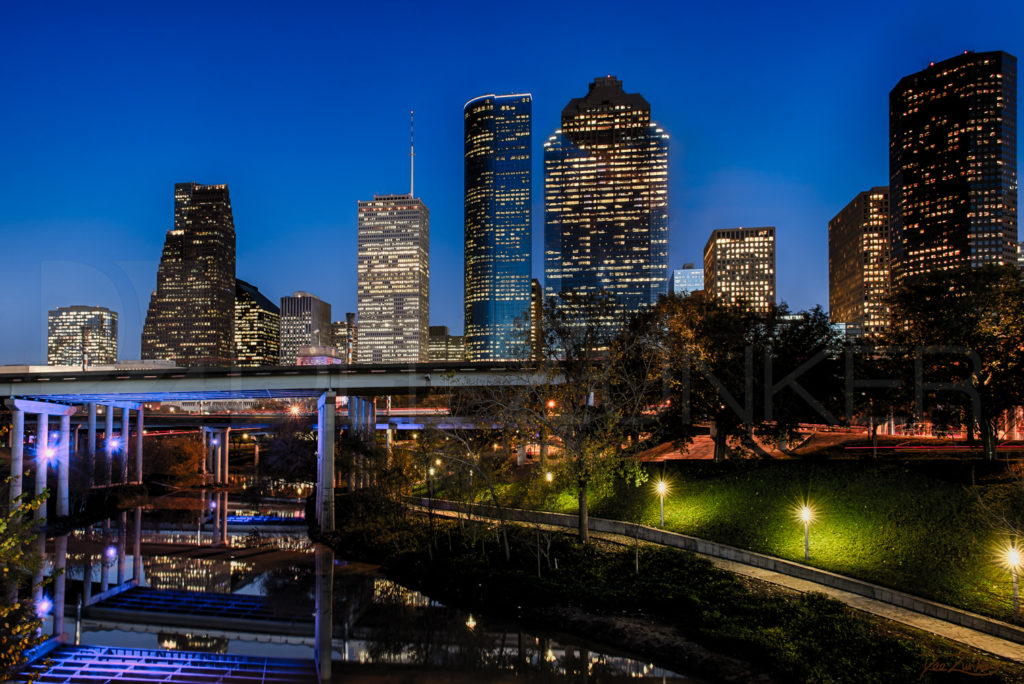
[{"left": 227, "top": 514, "right": 304, "bottom": 524}]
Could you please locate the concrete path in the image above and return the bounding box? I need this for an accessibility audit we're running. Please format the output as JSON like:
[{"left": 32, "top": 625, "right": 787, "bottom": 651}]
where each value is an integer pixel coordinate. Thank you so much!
[
  {"left": 423, "top": 506, "right": 1024, "bottom": 663},
  {"left": 707, "top": 553, "right": 1024, "bottom": 662}
]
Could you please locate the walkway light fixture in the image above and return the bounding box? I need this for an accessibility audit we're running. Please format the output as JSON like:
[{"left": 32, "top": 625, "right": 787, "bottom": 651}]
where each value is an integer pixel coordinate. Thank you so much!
[
  {"left": 109, "top": 438, "right": 121, "bottom": 451},
  {"left": 105, "top": 545, "right": 117, "bottom": 562},
  {"left": 545, "top": 471, "right": 553, "bottom": 483},
  {"left": 655, "top": 480, "right": 669, "bottom": 527},
  {"left": 796, "top": 504, "right": 815, "bottom": 560}
]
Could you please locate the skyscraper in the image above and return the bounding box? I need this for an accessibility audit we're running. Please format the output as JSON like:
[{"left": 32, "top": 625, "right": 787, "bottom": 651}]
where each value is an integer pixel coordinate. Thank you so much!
[
  {"left": 234, "top": 279, "right": 280, "bottom": 367},
  {"left": 704, "top": 227, "right": 776, "bottom": 313},
  {"left": 890, "top": 51, "right": 1018, "bottom": 283},
  {"left": 47, "top": 306, "right": 118, "bottom": 367},
  {"left": 332, "top": 313, "right": 358, "bottom": 364},
  {"left": 428, "top": 325, "right": 465, "bottom": 362},
  {"left": 530, "top": 278, "right": 543, "bottom": 361},
  {"left": 142, "top": 182, "right": 236, "bottom": 367},
  {"left": 669, "top": 263, "right": 704, "bottom": 296},
  {"left": 544, "top": 76, "right": 669, "bottom": 335},
  {"left": 279, "top": 291, "right": 332, "bottom": 365},
  {"left": 828, "top": 188, "right": 891, "bottom": 337},
  {"left": 464, "top": 93, "right": 532, "bottom": 361},
  {"left": 357, "top": 194, "right": 429, "bottom": 363}
]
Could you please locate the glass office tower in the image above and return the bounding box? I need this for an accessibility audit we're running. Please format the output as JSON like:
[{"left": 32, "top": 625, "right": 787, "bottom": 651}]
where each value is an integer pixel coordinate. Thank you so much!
[
  {"left": 464, "top": 93, "right": 532, "bottom": 361},
  {"left": 544, "top": 77, "right": 669, "bottom": 337}
]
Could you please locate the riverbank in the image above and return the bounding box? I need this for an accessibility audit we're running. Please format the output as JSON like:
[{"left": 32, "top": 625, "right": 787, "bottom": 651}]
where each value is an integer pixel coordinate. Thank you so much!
[
  {"left": 487, "top": 459, "right": 1024, "bottom": 622},
  {"left": 319, "top": 491, "right": 1024, "bottom": 683}
]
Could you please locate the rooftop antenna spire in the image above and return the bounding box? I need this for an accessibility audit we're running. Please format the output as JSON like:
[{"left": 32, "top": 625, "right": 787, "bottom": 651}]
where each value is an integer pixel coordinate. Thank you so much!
[{"left": 409, "top": 110, "right": 415, "bottom": 197}]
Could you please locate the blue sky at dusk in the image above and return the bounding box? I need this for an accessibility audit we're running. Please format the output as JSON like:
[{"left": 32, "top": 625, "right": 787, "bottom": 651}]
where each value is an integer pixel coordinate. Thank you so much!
[{"left": 0, "top": 0, "right": 1021, "bottom": 363}]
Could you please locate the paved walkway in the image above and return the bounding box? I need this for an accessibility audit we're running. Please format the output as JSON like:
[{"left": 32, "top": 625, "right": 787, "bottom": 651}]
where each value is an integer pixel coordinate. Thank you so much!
[{"left": 423, "top": 506, "right": 1024, "bottom": 663}]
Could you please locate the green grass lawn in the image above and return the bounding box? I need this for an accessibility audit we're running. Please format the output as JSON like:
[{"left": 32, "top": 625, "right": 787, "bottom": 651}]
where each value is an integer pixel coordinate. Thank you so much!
[{"left": 487, "top": 460, "right": 1024, "bottom": 621}]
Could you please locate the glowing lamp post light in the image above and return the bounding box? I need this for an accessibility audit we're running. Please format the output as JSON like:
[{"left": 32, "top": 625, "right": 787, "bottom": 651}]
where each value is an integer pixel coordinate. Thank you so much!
[
  {"left": 105, "top": 545, "right": 117, "bottom": 563},
  {"left": 655, "top": 480, "right": 669, "bottom": 528},
  {"left": 797, "top": 505, "right": 815, "bottom": 560},
  {"left": 109, "top": 438, "right": 121, "bottom": 451},
  {"left": 545, "top": 471, "right": 553, "bottom": 483},
  {"left": 1006, "top": 546, "right": 1022, "bottom": 618}
]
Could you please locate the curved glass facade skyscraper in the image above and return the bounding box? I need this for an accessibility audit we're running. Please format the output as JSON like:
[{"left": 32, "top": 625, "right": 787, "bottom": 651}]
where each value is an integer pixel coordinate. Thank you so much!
[
  {"left": 464, "top": 93, "right": 532, "bottom": 361},
  {"left": 544, "top": 77, "right": 668, "bottom": 336}
]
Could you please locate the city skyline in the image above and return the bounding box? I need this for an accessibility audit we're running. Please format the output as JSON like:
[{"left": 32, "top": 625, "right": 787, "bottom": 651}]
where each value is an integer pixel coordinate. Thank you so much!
[{"left": 2, "top": 1, "right": 1023, "bottom": 363}]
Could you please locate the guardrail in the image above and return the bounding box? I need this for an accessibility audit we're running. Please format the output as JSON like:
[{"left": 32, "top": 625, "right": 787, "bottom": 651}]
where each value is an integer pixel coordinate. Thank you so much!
[{"left": 414, "top": 497, "right": 1024, "bottom": 646}]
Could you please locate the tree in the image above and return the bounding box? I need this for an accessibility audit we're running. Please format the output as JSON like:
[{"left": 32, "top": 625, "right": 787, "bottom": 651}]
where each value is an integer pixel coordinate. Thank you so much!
[
  {"left": 629, "top": 292, "right": 844, "bottom": 462},
  {"left": 0, "top": 480, "right": 47, "bottom": 680},
  {"left": 262, "top": 428, "right": 317, "bottom": 481},
  {"left": 142, "top": 435, "right": 204, "bottom": 484},
  {"left": 886, "top": 265, "right": 1024, "bottom": 460},
  {"left": 475, "top": 291, "right": 655, "bottom": 544}
]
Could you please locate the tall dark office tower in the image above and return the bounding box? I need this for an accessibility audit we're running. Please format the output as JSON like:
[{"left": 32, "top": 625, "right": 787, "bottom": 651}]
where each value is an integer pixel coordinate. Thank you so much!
[
  {"left": 234, "top": 279, "right": 280, "bottom": 367},
  {"left": 142, "top": 183, "right": 236, "bottom": 367},
  {"left": 464, "top": 93, "right": 532, "bottom": 361},
  {"left": 544, "top": 76, "right": 669, "bottom": 335},
  {"left": 829, "top": 188, "right": 891, "bottom": 337},
  {"left": 890, "top": 51, "right": 1018, "bottom": 283},
  {"left": 279, "top": 292, "right": 332, "bottom": 365}
]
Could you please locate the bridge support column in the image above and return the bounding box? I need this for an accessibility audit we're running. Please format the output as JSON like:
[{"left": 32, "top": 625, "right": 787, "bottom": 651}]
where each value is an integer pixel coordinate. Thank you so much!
[
  {"left": 121, "top": 407, "right": 130, "bottom": 483},
  {"left": 200, "top": 428, "right": 208, "bottom": 478},
  {"left": 213, "top": 431, "right": 222, "bottom": 485},
  {"left": 100, "top": 519, "right": 110, "bottom": 594},
  {"left": 134, "top": 406, "right": 144, "bottom": 484},
  {"left": 53, "top": 535, "right": 68, "bottom": 639},
  {"left": 104, "top": 406, "right": 114, "bottom": 486},
  {"left": 314, "top": 544, "right": 334, "bottom": 682},
  {"left": 117, "top": 511, "right": 127, "bottom": 586},
  {"left": 57, "top": 414, "right": 70, "bottom": 517},
  {"left": 87, "top": 403, "right": 96, "bottom": 490},
  {"left": 8, "top": 408, "right": 24, "bottom": 512},
  {"left": 82, "top": 525, "right": 93, "bottom": 606},
  {"left": 222, "top": 428, "right": 230, "bottom": 485},
  {"left": 220, "top": 491, "right": 228, "bottom": 545},
  {"left": 36, "top": 414, "right": 49, "bottom": 522},
  {"left": 133, "top": 507, "right": 143, "bottom": 584},
  {"left": 318, "top": 391, "right": 336, "bottom": 532},
  {"left": 212, "top": 490, "right": 222, "bottom": 545}
]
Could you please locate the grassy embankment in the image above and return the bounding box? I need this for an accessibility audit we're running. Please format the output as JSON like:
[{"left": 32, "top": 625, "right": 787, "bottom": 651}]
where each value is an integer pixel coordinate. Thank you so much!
[
  {"left": 323, "top": 491, "right": 1024, "bottom": 684},
  {"left": 484, "top": 459, "right": 1024, "bottom": 622}
]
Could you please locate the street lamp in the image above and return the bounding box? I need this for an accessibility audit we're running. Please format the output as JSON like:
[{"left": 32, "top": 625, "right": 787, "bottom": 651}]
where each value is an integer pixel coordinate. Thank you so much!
[
  {"left": 289, "top": 405, "right": 301, "bottom": 416},
  {"left": 796, "top": 504, "right": 815, "bottom": 560},
  {"left": 655, "top": 480, "right": 669, "bottom": 527},
  {"left": 1006, "top": 546, "right": 1022, "bottom": 618}
]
